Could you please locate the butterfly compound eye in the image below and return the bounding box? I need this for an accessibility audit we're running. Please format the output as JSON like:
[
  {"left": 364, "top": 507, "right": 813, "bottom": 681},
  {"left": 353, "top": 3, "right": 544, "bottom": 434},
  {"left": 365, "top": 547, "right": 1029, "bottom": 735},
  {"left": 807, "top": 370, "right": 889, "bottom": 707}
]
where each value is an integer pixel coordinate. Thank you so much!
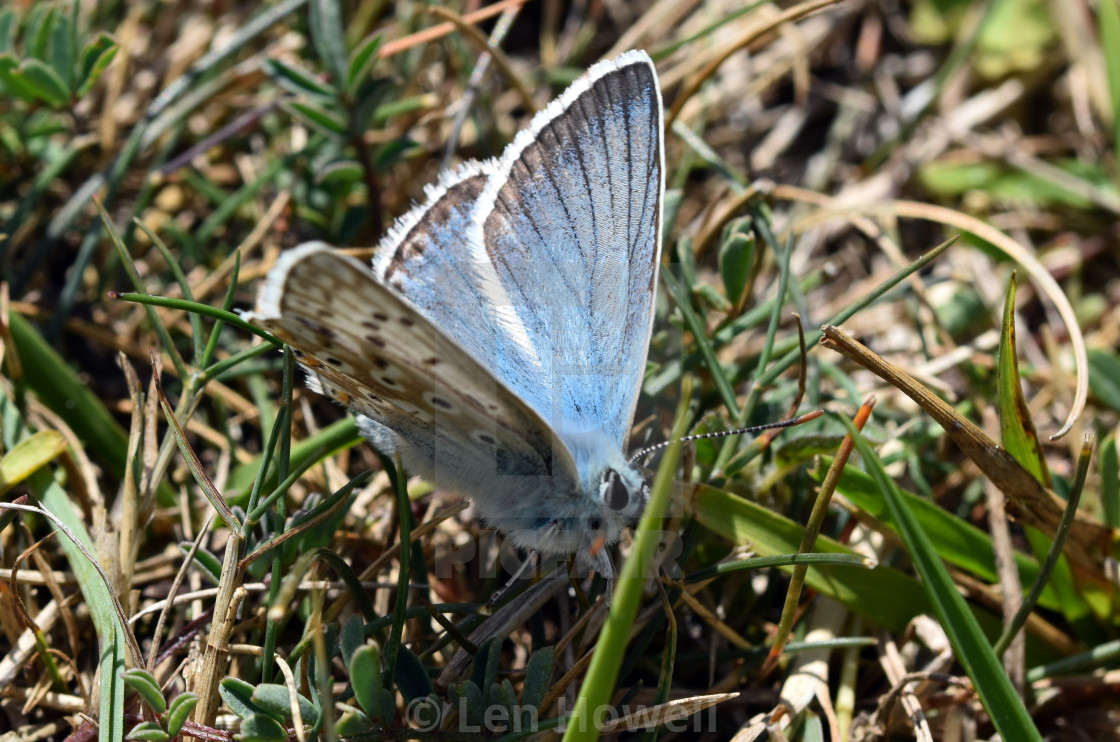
[{"left": 601, "top": 469, "right": 630, "bottom": 510}]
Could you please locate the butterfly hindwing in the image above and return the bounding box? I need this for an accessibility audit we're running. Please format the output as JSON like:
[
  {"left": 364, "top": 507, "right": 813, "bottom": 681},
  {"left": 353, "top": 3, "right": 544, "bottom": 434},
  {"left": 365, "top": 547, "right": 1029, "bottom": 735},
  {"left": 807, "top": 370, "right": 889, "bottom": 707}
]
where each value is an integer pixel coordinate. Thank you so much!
[{"left": 370, "top": 164, "right": 545, "bottom": 403}]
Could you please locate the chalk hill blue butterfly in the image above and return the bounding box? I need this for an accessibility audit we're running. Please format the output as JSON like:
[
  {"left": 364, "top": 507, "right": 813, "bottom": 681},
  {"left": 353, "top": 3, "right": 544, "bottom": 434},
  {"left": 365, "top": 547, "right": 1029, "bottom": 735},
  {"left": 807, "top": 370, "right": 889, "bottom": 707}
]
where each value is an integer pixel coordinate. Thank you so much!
[{"left": 246, "top": 51, "right": 664, "bottom": 577}]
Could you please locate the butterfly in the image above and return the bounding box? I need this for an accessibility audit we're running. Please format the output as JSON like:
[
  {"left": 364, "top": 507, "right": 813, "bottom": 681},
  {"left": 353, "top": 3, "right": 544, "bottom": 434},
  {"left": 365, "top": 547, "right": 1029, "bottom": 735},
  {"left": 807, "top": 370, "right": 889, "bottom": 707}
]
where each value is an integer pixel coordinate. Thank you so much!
[{"left": 246, "top": 51, "right": 664, "bottom": 578}]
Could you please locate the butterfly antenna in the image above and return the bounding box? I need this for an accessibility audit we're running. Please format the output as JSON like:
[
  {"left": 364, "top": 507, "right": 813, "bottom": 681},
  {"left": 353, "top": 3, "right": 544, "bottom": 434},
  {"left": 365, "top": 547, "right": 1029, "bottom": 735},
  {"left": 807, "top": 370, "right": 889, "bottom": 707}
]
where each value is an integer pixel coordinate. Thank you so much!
[{"left": 629, "top": 410, "right": 823, "bottom": 464}]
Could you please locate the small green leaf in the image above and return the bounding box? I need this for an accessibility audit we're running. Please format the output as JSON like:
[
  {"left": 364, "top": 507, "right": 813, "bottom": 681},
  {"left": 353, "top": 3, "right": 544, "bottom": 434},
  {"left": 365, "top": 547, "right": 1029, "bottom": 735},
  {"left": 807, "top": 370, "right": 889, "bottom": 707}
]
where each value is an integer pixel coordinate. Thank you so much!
[
  {"left": 370, "top": 93, "right": 429, "bottom": 125},
  {"left": 0, "top": 430, "right": 68, "bottom": 497},
  {"left": 350, "top": 644, "right": 387, "bottom": 720},
  {"left": 335, "top": 707, "right": 372, "bottom": 735},
  {"left": 219, "top": 677, "right": 270, "bottom": 720},
  {"left": 121, "top": 669, "right": 166, "bottom": 714},
  {"left": 718, "top": 222, "right": 755, "bottom": 312},
  {"left": 235, "top": 713, "right": 288, "bottom": 742},
  {"left": 125, "top": 721, "right": 169, "bottom": 741},
  {"left": 1088, "top": 349, "right": 1120, "bottom": 412},
  {"left": 286, "top": 100, "right": 348, "bottom": 136},
  {"left": 309, "top": 0, "right": 347, "bottom": 87},
  {"left": 917, "top": 158, "right": 1120, "bottom": 210},
  {"left": 491, "top": 678, "right": 517, "bottom": 719},
  {"left": 340, "top": 614, "right": 365, "bottom": 667},
  {"left": 693, "top": 282, "right": 730, "bottom": 312},
  {"left": 316, "top": 159, "right": 363, "bottom": 185},
  {"left": 0, "top": 10, "right": 16, "bottom": 54},
  {"left": 265, "top": 57, "right": 337, "bottom": 99},
  {"left": 251, "top": 683, "right": 319, "bottom": 726},
  {"left": 453, "top": 681, "right": 486, "bottom": 727},
  {"left": 374, "top": 138, "right": 417, "bottom": 173},
  {"left": 48, "top": 9, "right": 73, "bottom": 89},
  {"left": 17, "top": 57, "right": 71, "bottom": 105},
  {"left": 30, "top": 6, "right": 55, "bottom": 61},
  {"left": 393, "top": 646, "right": 433, "bottom": 701},
  {"left": 346, "top": 34, "right": 382, "bottom": 95},
  {"left": 0, "top": 54, "right": 46, "bottom": 102},
  {"left": 521, "top": 646, "right": 554, "bottom": 709},
  {"left": 77, "top": 32, "right": 118, "bottom": 96},
  {"left": 413, "top": 693, "right": 442, "bottom": 730},
  {"left": 165, "top": 692, "right": 199, "bottom": 737},
  {"left": 26, "top": 111, "right": 69, "bottom": 138},
  {"left": 996, "top": 272, "right": 1049, "bottom": 485},
  {"left": 470, "top": 638, "right": 501, "bottom": 693}
]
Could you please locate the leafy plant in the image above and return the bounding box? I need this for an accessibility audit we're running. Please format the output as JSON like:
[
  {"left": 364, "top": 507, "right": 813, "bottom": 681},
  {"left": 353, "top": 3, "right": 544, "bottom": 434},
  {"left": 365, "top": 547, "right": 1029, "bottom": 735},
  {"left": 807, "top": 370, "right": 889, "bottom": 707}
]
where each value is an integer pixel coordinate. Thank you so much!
[{"left": 0, "top": 4, "right": 118, "bottom": 107}]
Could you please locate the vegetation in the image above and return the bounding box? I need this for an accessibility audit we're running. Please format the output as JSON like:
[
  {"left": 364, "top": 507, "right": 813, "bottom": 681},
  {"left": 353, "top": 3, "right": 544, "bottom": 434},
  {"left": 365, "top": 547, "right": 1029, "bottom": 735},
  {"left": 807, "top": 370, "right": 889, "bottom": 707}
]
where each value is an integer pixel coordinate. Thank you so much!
[{"left": 1, "top": 1, "right": 1118, "bottom": 740}]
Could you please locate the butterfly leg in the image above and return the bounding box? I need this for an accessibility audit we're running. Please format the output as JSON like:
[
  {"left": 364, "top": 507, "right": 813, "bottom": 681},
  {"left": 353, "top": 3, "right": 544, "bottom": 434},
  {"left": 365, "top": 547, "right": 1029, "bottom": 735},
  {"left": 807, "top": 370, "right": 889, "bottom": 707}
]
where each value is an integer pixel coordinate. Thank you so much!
[
  {"left": 486, "top": 547, "right": 541, "bottom": 609},
  {"left": 590, "top": 547, "right": 615, "bottom": 607}
]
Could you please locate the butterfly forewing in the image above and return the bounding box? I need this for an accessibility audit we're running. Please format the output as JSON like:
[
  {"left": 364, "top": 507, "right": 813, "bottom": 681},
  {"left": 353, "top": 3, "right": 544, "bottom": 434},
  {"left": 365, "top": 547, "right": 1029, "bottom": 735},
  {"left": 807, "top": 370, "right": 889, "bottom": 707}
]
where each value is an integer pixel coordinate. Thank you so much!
[
  {"left": 470, "top": 51, "right": 664, "bottom": 450},
  {"left": 249, "top": 244, "right": 578, "bottom": 484},
  {"left": 372, "top": 164, "right": 548, "bottom": 431}
]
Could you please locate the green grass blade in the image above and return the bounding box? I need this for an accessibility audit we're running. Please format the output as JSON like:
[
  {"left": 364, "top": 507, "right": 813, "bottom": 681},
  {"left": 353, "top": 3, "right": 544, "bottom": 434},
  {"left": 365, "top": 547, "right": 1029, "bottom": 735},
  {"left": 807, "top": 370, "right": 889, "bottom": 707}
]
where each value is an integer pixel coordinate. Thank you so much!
[
  {"left": 153, "top": 365, "right": 240, "bottom": 533},
  {"left": 824, "top": 463, "right": 1061, "bottom": 611},
  {"left": 661, "top": 271, "right": 740, "bottom": 416},
  {"left": 1101, "top": 432, "right": 1119, "bottom": 529},
  {"left": 994, "top": 437, "right": 1093, "bottom": 656},
  {"left": 561, "top": 379, "right": 692, "bottom": 742},
  {"left": 31, "top": 472, "right": 129, "bottom": 742},
  {"left": 8, "top": 313, "right": 129, "bottom": 479},
  {"left": 225, "top": 417, "right": 362, "bottom": 504},
  {"left": 195, "top": 156, "right": 286, "bottom": 243},
  {"left": 110, "top": 292, "right": 279, "bottom": 345},
  {"left": 1099, "top": 0, "right": 1120, "bottom": 152},
  {"left": 684, "top": 552, "right": 870, "bottom": 583},
  {"left": 757, "top": 236, "right": 956, "bottom": 388},
  {"left": 309, "top": 0, "right": 347, "bottom": 89},
  {"left": 132, "top": 219, "right": 205, "bottom": 361},
  {"left": 200, "top": 251, "right": 242, "bottom": 369},
  {"left": 997, "top": 272, "right": 1049, "bottom": 484},
  {"left": 92, "top": 195, "right": 189, "bottom": 380},
  {"left": 839, "top": 416, "right": 1041, "bottom": 741}
]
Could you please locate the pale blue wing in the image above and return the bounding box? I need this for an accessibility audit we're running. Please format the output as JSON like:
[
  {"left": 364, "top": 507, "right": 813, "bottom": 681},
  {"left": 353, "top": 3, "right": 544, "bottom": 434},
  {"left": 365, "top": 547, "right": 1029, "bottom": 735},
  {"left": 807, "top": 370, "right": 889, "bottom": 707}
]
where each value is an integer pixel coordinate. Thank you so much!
[
  {"left": 469, "top": 50, "right": 664, "bottom": 451},
  {"left": 372, "top": 165, "right": 496, "bottom": 364}
]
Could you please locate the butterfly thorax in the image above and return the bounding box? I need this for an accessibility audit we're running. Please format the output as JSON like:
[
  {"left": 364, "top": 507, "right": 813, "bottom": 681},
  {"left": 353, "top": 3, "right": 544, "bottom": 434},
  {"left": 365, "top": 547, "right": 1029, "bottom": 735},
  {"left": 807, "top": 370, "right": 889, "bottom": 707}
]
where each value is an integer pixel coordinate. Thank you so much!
[{"left": 490, "top": 429, "right": 649, "bottom": 572}]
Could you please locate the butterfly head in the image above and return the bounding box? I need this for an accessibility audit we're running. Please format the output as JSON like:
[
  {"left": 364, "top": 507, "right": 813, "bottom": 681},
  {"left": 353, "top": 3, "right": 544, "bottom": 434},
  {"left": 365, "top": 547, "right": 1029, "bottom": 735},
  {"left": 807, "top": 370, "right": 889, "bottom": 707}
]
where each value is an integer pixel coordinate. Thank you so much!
[
  {"left": 568, "top": 443, "right": 650, "bottom": 562},
  {"left": 501, "top": 437, "right": 649, "bottom": 571},
  {"left": 558, "top": 459, "right": 649, "bottom": 577},
  {"left": 592, "top": 460, "right": 650, "bottom": 534}
]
